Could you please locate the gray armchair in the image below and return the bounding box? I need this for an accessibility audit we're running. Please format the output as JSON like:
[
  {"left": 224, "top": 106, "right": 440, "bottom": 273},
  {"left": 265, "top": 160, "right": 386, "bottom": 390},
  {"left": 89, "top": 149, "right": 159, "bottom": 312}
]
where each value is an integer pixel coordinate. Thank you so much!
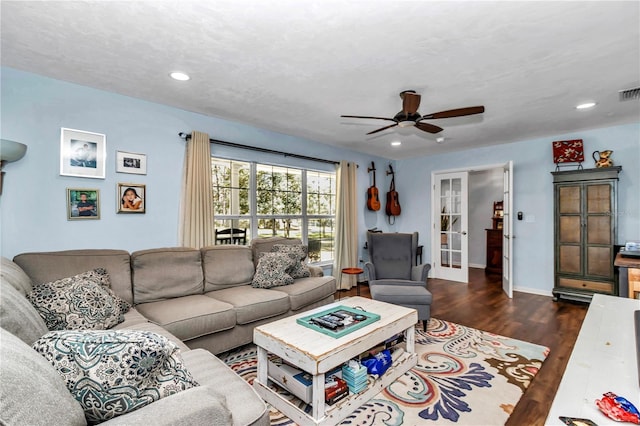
[{"left": 364, "top": 232, "right": 432, "bottom": 331}]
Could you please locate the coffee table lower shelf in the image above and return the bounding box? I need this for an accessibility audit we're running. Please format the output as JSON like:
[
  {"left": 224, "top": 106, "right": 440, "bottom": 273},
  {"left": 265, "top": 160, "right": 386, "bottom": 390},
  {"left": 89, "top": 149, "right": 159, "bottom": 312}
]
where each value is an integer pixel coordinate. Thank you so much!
[{"left": 253, "top": 352, "right": 417, "bottom": 426}]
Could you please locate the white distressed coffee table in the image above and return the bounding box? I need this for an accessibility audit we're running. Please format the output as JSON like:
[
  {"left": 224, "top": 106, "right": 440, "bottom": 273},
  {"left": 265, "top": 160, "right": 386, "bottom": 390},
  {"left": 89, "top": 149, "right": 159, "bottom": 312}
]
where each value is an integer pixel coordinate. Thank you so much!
[{"left": 253, "top": 296, "right": 418, "bottom": 425}]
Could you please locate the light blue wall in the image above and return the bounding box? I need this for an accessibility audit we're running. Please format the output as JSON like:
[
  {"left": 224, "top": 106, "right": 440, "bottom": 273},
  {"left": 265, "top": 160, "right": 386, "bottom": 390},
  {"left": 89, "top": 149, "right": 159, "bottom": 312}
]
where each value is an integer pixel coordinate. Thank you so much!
[
  {"left": 0, "top": 68, "right": 392, "bottom": 259},
  {"left": 397, "top": 123, "right": 640, "bottom": 294},
  {"left": 2, "top": 67, "right": 638, "bottom": 297}
]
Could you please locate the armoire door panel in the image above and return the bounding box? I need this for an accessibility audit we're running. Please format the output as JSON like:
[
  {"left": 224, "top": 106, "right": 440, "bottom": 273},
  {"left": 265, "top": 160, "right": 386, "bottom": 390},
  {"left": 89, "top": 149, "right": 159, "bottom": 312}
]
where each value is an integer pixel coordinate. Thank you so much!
[
  {"left": 587, "top": 246, "right": 612, "bottom": 277},
  {"left": 587, "top": 216, "right": 611, "bottom": 244},
  {"left": 586, "top": 184, "right": 611, "bottom": 213},
  {"left": 559, "top": 245, "right": 581, "bottom": 273},
  {"left": 559, "top": 216, "right": 581, "bottom": 243},
  {"left": 559, "top": 186, "right": 581, "bottom": 213}
]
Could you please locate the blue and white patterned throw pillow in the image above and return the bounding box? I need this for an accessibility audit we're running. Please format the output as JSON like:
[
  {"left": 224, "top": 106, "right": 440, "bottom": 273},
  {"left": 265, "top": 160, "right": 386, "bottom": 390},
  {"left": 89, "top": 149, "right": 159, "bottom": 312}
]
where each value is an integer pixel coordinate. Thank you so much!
[
  {"left": 271, "top": 244, "right": 311, "bottom": 279},
  {"left": 27, "top": 268, "right": 130, "bottom": 331},
  {"left": 33, "top": 329, "right": 199, "bottom": 424},
  {"left": 251, "top": 252, "right": 295, "bottom": 288}
]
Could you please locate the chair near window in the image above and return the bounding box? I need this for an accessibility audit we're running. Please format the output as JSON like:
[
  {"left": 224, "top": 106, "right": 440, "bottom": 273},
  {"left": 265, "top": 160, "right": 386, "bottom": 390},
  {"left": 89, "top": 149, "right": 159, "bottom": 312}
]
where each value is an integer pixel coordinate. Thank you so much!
[
  {"left": 364, "top": 231, "right": 433, "bottom": 331},
  {"left": 215, "top": 228, "right": 247, "bottom": 245}
]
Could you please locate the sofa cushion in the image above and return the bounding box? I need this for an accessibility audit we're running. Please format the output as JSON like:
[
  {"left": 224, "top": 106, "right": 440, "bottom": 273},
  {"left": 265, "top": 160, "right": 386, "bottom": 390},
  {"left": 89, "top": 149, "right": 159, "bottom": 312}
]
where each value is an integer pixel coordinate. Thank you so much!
[
  {"left": 205, "top": 287, "right": 290, "bottom": 325},
  {"left": 27, "top": 269, "right": 130, "bottom": 331},
  {"left": 101, "top": 386, "right": 233, "bottom": 426},
  {"left": 131, "top": 247, "right": 203, "bottom": 304},
  {"left": 0, "top": 279, "right": 48, "bottom": 345},
  {"left": 135, "top": 295, "right": 236, "bottom": 341},
  {"left": 182, "top": 348, "right": 269, "bottom": 426},
  {"left": 33, "top": 329, "right": 199, "bottom": 424},
  {"left": 271, "top": 244, "right": 311, "bottom": 279},
  {"left": 13, "top": 249, "right": 134, "bottom": 304},
  {"left": 271, "top": 276, "right": 337, "bottom": 311},
  {"left": 251, "top": 252, "right": 295, "bottom": 288},
  {"left": 201, "top": 246, "right": 254, "bottom": 292},
  {"left": 1, "top": 256, "right": 34, "bottom": 295},
  {"left": 115, "top": 319, "right": 191, "bottom": 353},
  {"left": 250, "top": 236, "right": 303, "bottom": 268},
  {"left": 0, "top": 328, "right": 87, "bottom": 426}
]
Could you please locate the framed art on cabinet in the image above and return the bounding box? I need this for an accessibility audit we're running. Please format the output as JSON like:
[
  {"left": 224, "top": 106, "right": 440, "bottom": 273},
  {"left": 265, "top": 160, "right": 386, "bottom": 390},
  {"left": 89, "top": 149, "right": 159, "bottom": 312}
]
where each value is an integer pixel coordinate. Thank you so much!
[
  {"left": 60, "top": 128, "right": 106, "bottom": 179},
  {"left": 552, "top": 139, "right": 584, "bottom": 171},
  {"left": 117, "top": 183, "right": 145, "bottom": 213},
  {"left": 67, "top": 188, "right": 100, "bottom": 220},
  {"left": 116, "top": 151, "right": 147, "bottom": 175}
]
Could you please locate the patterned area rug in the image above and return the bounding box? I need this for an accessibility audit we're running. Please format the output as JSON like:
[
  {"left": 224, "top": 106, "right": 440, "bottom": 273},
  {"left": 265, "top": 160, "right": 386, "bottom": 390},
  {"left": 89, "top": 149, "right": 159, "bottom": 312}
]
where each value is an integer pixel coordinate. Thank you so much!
[{"left": 220, "top": 318, "right": 549, "bottom": 425}]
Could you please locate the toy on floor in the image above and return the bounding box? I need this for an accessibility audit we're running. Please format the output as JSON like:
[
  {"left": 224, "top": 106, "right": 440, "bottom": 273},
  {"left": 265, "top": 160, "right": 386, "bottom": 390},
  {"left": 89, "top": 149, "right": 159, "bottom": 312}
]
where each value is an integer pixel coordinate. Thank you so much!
[{"left": 595, "top": 392, "right": 640, "bottom": 424}]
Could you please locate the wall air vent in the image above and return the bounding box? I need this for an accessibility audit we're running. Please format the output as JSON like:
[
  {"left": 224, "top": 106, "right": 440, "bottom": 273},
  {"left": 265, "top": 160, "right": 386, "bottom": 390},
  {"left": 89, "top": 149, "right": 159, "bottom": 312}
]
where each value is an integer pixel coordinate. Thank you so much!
[{"left": 619, "top": 86, "right": 640, "bottom": 101}]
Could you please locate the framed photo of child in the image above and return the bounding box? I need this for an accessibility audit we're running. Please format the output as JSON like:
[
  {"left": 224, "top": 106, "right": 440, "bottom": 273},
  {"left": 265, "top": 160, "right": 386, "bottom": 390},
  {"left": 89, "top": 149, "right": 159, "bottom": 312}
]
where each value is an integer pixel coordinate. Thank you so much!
[
  {"left": 117, "top": 183, "right": 145, "bottom": 214},
  {"left": 67, "top": 188, "right": 100, "bottom": 220}
]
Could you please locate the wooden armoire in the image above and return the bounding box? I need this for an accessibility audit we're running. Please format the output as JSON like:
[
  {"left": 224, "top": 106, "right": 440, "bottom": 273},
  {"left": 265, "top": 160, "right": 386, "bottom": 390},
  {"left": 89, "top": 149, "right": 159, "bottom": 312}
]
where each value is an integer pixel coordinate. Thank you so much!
[{"left": 551, "top": 166, "right": 621, "bottom": 302}]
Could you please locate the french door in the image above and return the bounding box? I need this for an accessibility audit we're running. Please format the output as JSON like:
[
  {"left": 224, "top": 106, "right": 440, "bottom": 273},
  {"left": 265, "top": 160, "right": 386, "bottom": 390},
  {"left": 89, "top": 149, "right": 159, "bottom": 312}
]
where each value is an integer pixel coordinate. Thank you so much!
[
  {"left": 502, "top": 161, "right": 514, "bottom": 298},
  {"left": 433, "top": 171, "right": 469, "bottom": 283}
]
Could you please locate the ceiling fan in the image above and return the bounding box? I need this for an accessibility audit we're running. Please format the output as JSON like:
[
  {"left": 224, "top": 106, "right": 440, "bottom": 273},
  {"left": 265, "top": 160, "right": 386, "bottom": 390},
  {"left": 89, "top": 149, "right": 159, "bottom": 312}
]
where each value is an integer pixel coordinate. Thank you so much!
[{"left": 341, "top": 90, "right": 485, "bottom": 135}]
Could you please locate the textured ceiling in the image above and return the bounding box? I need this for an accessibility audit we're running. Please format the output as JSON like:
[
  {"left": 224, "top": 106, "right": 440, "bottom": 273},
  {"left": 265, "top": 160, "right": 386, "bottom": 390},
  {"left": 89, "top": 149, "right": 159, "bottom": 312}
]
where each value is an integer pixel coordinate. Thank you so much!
[{"left": 1, "top": 1, "right": 639, "bottom": 160}]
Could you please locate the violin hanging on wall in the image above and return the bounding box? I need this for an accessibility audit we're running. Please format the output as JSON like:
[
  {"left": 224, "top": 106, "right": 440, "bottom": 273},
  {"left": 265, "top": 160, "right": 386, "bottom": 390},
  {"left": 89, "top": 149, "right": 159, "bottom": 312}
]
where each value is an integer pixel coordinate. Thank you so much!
[
  {"left": 367, "top": 162, "right": 381, "bottom": 211},
  {"left": 386, "top": 164, "right": 401, "bottom": 217}
]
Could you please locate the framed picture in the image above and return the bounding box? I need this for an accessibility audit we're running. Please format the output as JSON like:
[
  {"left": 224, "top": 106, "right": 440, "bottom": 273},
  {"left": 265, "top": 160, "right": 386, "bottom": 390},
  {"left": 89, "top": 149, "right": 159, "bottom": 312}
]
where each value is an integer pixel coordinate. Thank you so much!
[
  {"left": 116, "top": 151, "right": 147, "bottom": 175},
  {"left": 67, "top": 188, "right": 100, "bottom": 220},
  {"left": 60, "top": 128, "right": 106, "bottom": 179},
  {"left": 117, "top": 183, "right": 146, "bottom": 213}
]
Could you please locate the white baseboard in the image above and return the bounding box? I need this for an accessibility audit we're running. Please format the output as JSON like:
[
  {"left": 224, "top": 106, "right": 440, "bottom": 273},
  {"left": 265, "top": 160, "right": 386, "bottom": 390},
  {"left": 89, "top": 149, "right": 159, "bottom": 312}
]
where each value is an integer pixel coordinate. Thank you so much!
[
  {"left": 513, "top": 286, "right": 553, "bottom": 297},
  {"left": 469, "top": 263, "right": 485, "bottom": 269}
]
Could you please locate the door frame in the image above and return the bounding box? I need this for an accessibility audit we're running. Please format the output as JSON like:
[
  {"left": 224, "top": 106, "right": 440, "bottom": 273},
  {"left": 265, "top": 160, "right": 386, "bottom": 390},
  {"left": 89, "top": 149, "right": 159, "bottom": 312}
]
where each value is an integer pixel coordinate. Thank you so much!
[{"left": 431, "top": 162, "right": 514, "bottom": 296}]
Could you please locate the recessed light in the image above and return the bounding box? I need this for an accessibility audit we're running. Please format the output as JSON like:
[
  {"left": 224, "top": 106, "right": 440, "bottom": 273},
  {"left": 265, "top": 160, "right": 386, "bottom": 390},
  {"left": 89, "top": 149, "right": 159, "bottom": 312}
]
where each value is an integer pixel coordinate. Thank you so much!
[
  {"left": 170, "top": 71, "right": 190, "bottom": 81},
  {"left": 436, "top": 137, "right": 445, "bottom": 144},
  {"left": 391, "top": 141, "right": 402, "bottom": 146},
  {"left": 576, "top": 102, "right": 596, "bottom": 110}
]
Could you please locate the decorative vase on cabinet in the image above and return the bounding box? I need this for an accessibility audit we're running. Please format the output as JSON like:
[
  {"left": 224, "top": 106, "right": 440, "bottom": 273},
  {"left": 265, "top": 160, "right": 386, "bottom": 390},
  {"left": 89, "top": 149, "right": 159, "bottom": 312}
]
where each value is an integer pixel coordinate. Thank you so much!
[{"left": 551, "top": 166, "right": 621, "bottom": 302}]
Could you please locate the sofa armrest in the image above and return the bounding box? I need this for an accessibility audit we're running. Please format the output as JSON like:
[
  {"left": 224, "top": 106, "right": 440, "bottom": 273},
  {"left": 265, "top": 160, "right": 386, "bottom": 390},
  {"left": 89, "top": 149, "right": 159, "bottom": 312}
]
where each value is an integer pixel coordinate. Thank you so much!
[
  {"left": 308, "top": 264, "right": 323, "bottom": 277},
  {"left": 101, "top": 386, "right": 232, "bottom": 425}
]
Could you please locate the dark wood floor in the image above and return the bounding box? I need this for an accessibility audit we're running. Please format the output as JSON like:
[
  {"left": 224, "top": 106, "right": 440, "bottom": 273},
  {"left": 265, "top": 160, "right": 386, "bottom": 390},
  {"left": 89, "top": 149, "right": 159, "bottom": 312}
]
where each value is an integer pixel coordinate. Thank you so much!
[{"left": 338, "top": 268, "right": 588, "bottom": 426}]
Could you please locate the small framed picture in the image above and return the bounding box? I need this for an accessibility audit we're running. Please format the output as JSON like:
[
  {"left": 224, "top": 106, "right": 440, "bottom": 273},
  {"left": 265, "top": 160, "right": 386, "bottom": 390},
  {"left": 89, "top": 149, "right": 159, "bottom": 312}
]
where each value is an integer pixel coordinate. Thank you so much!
[
  {"left": 116, "top": 151, "right": 147, "bottom": 175},
  {"left": 60, "top": 128, "right": 106, "bottom": 179},
  {"left": 67, "top": 188, "right": 100, "bottom": 220},
  {"left": 117, "top": 183, "right": 145, "bottom": 213}
]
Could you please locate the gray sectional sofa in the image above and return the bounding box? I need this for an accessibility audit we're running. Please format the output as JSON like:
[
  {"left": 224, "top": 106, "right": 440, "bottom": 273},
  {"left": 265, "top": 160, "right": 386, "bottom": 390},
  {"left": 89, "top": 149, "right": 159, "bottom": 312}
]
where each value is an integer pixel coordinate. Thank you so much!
[{"left": 0, "top": 237, "right": 336, "bottom": 425}]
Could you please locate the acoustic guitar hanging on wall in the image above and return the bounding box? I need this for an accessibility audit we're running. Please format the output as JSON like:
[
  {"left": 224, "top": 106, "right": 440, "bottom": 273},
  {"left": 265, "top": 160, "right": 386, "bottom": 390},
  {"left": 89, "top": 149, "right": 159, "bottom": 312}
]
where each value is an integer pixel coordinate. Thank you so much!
[
  {"left": 386, "top": 164, "right": 401, "bottom": 218},
  {"left": 367, "top": 162, "right": 381, "bottom": 211}
]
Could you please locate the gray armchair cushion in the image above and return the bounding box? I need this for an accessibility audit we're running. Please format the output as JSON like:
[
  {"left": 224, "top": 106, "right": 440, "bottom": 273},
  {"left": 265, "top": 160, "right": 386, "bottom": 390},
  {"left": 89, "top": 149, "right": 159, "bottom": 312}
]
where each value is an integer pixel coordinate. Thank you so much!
[{"left": 367, "top": 232, "right": 417, "bottom": 280}]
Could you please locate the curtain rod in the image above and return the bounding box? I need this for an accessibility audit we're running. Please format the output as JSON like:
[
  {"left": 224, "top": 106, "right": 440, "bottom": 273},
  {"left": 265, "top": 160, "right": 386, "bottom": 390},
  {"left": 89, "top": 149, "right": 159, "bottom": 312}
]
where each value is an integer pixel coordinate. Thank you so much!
[{"left": 178, "top": 132, "right": 339, "bottom": 165}]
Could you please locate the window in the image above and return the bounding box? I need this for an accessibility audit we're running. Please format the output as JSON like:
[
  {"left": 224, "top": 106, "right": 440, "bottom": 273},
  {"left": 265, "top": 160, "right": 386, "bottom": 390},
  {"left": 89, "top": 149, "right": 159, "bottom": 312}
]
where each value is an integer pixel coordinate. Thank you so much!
[{"left": 212, "top": 158, "right": 336, "bottom": 264}]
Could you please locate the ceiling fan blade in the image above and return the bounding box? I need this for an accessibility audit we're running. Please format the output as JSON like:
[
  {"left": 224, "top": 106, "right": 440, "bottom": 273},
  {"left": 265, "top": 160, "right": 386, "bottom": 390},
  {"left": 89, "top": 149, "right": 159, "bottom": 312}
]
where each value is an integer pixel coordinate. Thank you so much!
[
  {"left": 421, "top": 106, "right": 485, "bottom": 120},
  {"left": 366, "top": 123, "right": 399, "bottom": 135},
  {"left": 341, "top": 115, "right": 396, "bottom": 122},
  {"left": 401, "top": 92, "right": 421, "bottom": 114},
  {"left": 415, "top": 122, "right": 444, "bottom": 134}
]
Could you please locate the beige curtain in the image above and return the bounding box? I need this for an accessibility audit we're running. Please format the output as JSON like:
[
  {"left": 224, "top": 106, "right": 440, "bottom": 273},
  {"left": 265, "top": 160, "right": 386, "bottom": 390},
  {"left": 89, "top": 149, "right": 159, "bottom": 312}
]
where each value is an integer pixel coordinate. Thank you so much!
[
  {"left": 333, "top": 161, "right": 359, "bottom": 290},
  {"left": 179, "top": 131, "right": 215, "bottom": 248}
]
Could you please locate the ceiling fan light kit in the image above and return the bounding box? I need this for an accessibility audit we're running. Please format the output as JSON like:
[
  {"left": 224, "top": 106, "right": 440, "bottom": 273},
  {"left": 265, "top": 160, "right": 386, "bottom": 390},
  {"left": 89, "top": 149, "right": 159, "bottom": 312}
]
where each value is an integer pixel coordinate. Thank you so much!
[{"left": 341, "top": 90, "right": 485, "bottom": 136}]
